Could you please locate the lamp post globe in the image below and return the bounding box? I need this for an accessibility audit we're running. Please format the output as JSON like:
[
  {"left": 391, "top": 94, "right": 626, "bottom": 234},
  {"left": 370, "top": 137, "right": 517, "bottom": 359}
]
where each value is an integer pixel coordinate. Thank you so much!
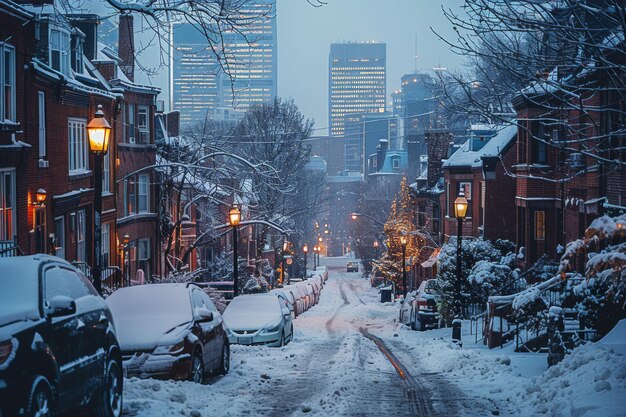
[{"left": 87, "top": 105, "right": 111, "bottom": 295}]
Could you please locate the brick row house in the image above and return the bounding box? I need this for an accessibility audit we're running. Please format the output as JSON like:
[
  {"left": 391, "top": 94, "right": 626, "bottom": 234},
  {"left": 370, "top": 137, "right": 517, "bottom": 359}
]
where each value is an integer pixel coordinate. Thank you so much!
[{"left": 0, "top": 1, "right": 160, "bottom": 284}]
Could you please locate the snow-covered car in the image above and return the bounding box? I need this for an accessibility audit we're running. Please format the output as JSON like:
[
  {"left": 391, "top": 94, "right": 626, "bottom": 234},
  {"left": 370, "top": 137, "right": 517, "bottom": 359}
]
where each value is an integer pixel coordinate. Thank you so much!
[
  {"left": 409, "top": 279, "right": 440, "bottom": 331},
  {"left": 0, "top": 255, "right": 123, "bottom": 417},
  {"left": 306, "top": 280, "right": 321, "bottom": 306},
  {"left": 224, "top": 294, "right": 294, "bottom": 347},
  {"left": 294, "top": 282, "right": 311, "bottom": 311},
  {"left": 278, "top": 286, "right": 304, "bottom": 317},
  {"left": 399, "top": 290, "right": 418, "bottom": 326},
  {"left": 346, "top": 262, "right": 359, "bottom": 272},
  {"left": 273, "top": 291, "right": 296, "bottom": 320},
  {"left": 106, "top": 283, "right": 230, "bottom": 383}
]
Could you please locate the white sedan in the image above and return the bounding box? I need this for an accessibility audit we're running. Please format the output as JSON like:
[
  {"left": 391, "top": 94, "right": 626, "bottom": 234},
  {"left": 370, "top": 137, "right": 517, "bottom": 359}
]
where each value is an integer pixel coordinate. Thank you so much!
[{"left": 223, "top": 294, "right": 294, "bottom": 347}]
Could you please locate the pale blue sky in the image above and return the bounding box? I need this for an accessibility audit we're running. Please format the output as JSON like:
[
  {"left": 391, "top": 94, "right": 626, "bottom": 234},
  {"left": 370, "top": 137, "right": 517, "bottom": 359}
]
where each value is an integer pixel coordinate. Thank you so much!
[{"left": 126, "top": 0, "right": 466, "bottom": 131}]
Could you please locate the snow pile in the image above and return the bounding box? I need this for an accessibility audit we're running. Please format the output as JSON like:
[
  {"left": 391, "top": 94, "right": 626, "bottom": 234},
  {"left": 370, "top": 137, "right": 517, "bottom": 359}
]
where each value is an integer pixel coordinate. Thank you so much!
[
  {"left": 512, "top": 286, "right": 541, "bottom": 310},
  {"left": 518, "top": 342, "right": 626, "bottom": 417}
]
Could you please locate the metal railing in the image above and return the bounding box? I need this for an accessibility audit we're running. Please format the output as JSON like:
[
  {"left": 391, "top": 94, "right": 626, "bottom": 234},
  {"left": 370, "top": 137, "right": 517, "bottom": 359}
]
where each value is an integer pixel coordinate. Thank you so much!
[{"left": 0, "top": 241, "right": 23, "bottom": 257}]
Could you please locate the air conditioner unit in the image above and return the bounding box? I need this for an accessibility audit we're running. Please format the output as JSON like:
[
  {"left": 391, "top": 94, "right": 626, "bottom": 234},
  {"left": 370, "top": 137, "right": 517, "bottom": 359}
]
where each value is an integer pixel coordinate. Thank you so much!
[{"left": 128, "top": 136, "right": 135, "bottom": 144}]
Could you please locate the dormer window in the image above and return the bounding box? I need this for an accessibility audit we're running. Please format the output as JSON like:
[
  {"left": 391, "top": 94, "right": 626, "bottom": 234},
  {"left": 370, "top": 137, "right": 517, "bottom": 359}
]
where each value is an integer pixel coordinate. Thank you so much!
[
  {"left": 392, "top": 157, "right": 400, "bottom": 170},
  {"left": 71, "top": 35, "right": 84, "bottom": 73},
  {"left": 49, "top": 28, "right": 70, "bottom": 75}
]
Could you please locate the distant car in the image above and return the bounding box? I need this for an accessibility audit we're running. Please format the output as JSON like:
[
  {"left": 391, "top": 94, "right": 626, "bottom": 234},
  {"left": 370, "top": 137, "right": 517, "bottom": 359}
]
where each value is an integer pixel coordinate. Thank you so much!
[
  {"left": 399, "top": 290, "right": 418, "bottom": 326},
  {"left": 224, "top": 294, "right": 294, "bottom": 347},
  {"left": 346, "top": 262, "right": 359, "bottom": 273},
  {"left": 0, "top": 255, "right": 123, "bottom": 417},
  {"left": 106, "top": 283, "right": 230, "bottom": 383},
  {"left": 409, "top": 279, "right": 440, "bottom": 331}
]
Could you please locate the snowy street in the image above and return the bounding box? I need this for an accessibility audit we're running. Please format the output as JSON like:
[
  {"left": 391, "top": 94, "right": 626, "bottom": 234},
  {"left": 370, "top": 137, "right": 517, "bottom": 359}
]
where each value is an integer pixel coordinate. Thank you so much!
[{"left": 121, "top": 257, "right": 626, "bottom": 417}]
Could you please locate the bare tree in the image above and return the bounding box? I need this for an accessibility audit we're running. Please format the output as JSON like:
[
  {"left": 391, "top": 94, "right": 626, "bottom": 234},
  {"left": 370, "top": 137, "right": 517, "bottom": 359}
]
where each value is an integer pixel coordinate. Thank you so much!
[{"left": 434, "top": 0, "right": 626, "bottom": 172}]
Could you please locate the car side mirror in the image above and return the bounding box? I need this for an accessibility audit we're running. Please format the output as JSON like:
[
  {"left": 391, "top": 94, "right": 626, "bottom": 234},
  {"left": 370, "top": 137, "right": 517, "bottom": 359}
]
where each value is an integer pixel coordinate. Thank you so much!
[
  {"left": 195, "top": 307, "right": 214, "bottom": 323},
  {"left": 47, "top": 296, "right": 76, "bottom": 318}
]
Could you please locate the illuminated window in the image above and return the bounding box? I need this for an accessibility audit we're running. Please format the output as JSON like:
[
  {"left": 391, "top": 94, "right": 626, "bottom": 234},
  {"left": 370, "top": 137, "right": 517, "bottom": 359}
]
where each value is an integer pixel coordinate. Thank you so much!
[{"left": 534, "top": 211, "right": 546, "bottom": 241}]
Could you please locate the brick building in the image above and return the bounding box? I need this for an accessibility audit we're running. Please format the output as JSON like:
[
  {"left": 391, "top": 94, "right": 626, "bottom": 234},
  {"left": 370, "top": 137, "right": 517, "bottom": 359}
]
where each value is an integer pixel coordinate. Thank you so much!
[
  {"left": 0, "top": 2, "right": 161, "bottom": 285},
  {"left": 441, "top": 124, "right": 517, "bottom": 243}
]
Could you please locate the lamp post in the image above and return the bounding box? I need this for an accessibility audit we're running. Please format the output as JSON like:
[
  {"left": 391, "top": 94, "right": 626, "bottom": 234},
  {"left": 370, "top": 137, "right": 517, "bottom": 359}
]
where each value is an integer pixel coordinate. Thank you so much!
[
  {"left": 400, "top": 235, "right": 407, "bottom": 297},
  {"left": 303, "top": 244, "right": 308, "bottom": 280},
  {"left": 122, "top": 233, "right": 130, "bottom": 286},
  {"left": 87, "top": 105, "right": 111, "bottom": 295},
  {"left": 229, "top": 204, "right": 241, "bottom": 297},
  {"left": 313, "top": 245, "right": 319, "bottom": 270},
  {"left": 453, "top": 191, "right": 469, "bottom": 318},
  {"left": 282, "top": 239, "right": 289, "bottom": 285}
]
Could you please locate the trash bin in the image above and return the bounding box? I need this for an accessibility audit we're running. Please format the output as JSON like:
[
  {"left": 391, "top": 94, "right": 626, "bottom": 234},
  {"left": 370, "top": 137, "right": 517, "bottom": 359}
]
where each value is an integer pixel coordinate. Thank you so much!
[
  {"left": 380, "top": 287, "right": 393, "bottom": 303},
  {"left": 452, "top": 319, "right": 462, "bottom": 346}
]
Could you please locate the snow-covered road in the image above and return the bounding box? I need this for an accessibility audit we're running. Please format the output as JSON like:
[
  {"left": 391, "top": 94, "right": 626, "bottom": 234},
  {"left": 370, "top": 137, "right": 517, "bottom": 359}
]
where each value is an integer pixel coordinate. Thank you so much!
[{"left": 121, "top": 257, "right": 626, "bottom": 417}]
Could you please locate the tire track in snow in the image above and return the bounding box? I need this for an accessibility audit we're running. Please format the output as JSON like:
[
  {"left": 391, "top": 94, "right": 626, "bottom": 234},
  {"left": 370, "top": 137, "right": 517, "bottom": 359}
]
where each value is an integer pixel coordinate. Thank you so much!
[
  {"left": 359, "top": 327, "right": 433, "bottom": 417},
  {"left": 325, "top": 279, "right": 350, "bottom": 333}
]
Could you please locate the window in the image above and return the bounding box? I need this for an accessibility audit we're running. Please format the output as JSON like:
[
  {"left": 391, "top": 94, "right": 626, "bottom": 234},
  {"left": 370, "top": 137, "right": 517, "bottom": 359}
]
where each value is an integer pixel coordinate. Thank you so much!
[
  {"left": 68, "top": 118, "right": 88, "bottom": 174},
  {"left": 125, "top": 174, "right": 151, "bottom": 215},
  {"left": 49, "top": 28, "right": 70, "bottom": 75},
  {"left": 138, "top": 105, "right": 149, "bottom": 144},
  {"left": 445, "top": 182, "right": 450, "bottom": 217},
  {"left": 0, "top": 170, "right": 15, "bottom": 241},
  {"left": 531, "top": 121, "right": 547, "bottom": 164},
  {"left": 457, "top": 182, "right": 473, "bottom": 218},
  {"left": 534, "top": 211, "right": 546, "bottom": 241},
  {"left": 74, "top": 209, "right": 86, "bottom": 262},
  {"left": 1, "top": 43, "right": 15, "bottom": 122},
  {"left": 127, "top": 103, "right": 135, "bottom": 143},
  {"left": 44, "top": 266, "right": 90, "bottom": 302},
  {"left": 137, "top": 238, "right": 150, "bottom": 279},
  {"left": 54, "top": 216, "right": 65, "bottom": 259},
  {"left": 71, "top": 35, "right": 83, "bottom": 73},
  {"left": 38, "top": 92, "right": 46, "bottom": 157},
  {"left": 101, "top": 223, "right": 110, "bottom": 267},
  {"left": 138, "top": 175, "right": 149, "bottom": 212},
  {"left": 102, "top": 152, "right": 110, "bottom": 193},
  {"left": 392, "top": 157, "right": 400, "bottom": 170}
]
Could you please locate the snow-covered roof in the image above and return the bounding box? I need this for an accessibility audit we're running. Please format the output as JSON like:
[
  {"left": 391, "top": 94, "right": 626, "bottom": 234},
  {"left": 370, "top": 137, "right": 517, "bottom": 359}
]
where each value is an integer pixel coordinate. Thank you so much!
[{"left": 442, "top": 124, "right": 517, "bottom": 169}]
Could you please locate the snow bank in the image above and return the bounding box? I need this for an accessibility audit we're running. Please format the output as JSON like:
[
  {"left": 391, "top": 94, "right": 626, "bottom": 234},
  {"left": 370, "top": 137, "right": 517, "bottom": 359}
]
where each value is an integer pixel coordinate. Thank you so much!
[
  {"left": 599, "top": 319, "right": 626, "bottom": 354},
  {"left": 518, "top": 342, "right": 626, "bottom": 417}
]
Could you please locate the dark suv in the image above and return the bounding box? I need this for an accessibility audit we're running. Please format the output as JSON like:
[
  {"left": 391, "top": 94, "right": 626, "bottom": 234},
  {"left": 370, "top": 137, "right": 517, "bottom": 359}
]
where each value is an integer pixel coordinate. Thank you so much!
[{"left": 0, "top": 255, "right": 123, "bottom": 417}]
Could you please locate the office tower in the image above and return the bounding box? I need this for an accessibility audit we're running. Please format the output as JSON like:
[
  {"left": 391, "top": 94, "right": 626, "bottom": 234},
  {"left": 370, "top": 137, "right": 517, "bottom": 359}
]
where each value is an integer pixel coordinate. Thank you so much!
[
  {"left": 172, "top": 0, "right": 277, "bottom": 127},
  {"left": 396, "top": 72, "right": 436, "bottom": 153},
  {"left": 344, "top": 112, "right": 399, "bottom": 174},
  {"left": 328, "top": 42, "right": 386, "bottom": 138}
]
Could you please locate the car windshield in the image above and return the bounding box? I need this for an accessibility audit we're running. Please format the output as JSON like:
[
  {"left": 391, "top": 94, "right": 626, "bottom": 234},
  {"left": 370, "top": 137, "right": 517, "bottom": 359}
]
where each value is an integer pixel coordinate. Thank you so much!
[
  {"left": 107, "top": 284, "right": 192, "bottom": 322},
  {"left": 0, "top": 260, "right": 39, "bottom": 324}
]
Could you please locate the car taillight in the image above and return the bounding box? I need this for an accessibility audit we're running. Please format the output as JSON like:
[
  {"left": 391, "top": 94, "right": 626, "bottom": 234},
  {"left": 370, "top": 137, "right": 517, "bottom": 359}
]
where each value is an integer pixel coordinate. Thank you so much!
[
  {"left": 0, "top": 340, "right": 13, "bottom": 366},
  {"left": 418, "top": 300, "right": 429, "bottom": 310}
]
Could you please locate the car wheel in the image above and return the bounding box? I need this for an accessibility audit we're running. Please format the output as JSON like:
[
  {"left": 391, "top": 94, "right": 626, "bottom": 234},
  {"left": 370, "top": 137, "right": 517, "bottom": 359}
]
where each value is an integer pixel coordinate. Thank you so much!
[
  {"left": 94, "top": 359, "right": 123, "bottom": 417},
  {"left": 218, "top": 343, "right": 230, "bottom": 375},
  {"left": 190, "top": 351, "right": 204, "bottom": 384},
  {"left": 26, "top": 376, "right": 53, "bottom": 417}
]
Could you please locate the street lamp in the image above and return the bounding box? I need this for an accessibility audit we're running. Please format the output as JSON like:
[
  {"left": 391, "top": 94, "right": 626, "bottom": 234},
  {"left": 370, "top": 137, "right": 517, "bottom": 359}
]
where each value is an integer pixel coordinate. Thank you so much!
[
  {"left": 303, "top": 244, "right": 308, "bottom": 280},
  {"left": 282, "top": 239, "right": 289, "bottom": 285},
  {"left": 313, "top": 245, "right": 319, "bottom": 270},
  {"left": 453, "top": 191, "right": 469, "bottom": 318},
  {"left": 400, "top": 235, "right": 408, "bottom": 297},
  {"left": 122, "top": 233, "right": 130, "bottom": 286},
  {"left": 87, "top": 104, "right": 111, "bottom": 295},
  {"left": 229, "top": 204, "right": 241, "bottom": 297}
]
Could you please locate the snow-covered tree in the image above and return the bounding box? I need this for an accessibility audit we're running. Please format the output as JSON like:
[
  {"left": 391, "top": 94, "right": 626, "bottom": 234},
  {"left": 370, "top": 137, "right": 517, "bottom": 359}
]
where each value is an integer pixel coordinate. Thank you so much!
[
  {"left": 435, "top": 238, "right": 521, "bottom": 323},
  {"left": 559, "top": 214, "right": 626, "bottom": 336},
  {"left": 376, "top": 178, "right": 425, "bottom": 294}
]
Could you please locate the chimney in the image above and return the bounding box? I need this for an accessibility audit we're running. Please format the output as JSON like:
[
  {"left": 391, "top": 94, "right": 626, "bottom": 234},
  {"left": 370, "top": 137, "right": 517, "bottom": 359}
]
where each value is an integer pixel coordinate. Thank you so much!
[
  {"left": 118, "top": 14, "right": 135, "bottom": 81},
  {"left": 166, "top": 111, "right": 180, "bottom": 138},
  {"left": 376, "top": 139, "right": 388, "bottom": 172}
]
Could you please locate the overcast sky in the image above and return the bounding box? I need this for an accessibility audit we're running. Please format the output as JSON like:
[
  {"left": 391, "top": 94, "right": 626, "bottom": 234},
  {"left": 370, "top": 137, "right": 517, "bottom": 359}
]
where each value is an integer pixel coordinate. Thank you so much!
[{"left": 132, "top": 0, "right": 466, "bottom": 132}]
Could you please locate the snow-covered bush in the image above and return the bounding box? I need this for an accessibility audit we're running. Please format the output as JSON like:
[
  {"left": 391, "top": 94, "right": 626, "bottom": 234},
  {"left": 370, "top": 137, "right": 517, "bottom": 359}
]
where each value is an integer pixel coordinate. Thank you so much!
[
  {"left": 512, "top": 287, "right": 547, "bottom": 333},
  {"left": 558, "top": 214, "right": 626, "bottom": 337},
  {"left": 435, "top": 238, "right": 519, "bottom": 323}
]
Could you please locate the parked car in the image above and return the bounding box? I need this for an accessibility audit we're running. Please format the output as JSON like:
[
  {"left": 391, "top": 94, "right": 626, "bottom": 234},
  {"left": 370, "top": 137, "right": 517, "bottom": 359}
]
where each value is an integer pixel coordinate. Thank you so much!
[
  {"left": 399, "top": 290, "right": 418, "bottom": 326},
  {"left": 106, "top": 283, "right": 230, "bottom": 383},
  {"left": 346, "top": 262, "right": 359, "bottom": 272},
  {"left": 409, "top": 279, "right": 440, "bottom": 331},
  {"left": 273, "top": 291, "right": 297, "bottom": 320},
  {"left": 281, "top": 285, "right": 306, "bottom": 316},
  {"left": 0, "top": 255, "right": 123, "bottom": 417},
  {"left": 295, "top": 282, "right": 311, "bottom": 311},
  {"left": 307, "top": 280, "right": 321, "bottom": 305},
  {"left": 224, "top": 294, "right": 294, "bottom": 347}
]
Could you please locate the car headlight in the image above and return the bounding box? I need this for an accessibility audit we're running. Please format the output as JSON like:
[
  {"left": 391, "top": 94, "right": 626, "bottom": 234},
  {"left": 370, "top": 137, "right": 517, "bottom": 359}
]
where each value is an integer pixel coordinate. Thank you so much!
[
  {"left": 153, "top": 340, "right": 185, "bottom": 355},
  {"left": 263, "top": 324, "right": 280, "bottom": 334}
]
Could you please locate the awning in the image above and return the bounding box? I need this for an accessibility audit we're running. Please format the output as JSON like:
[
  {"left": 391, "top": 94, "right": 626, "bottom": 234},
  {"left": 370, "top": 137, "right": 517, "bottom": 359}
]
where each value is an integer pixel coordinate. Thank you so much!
[{"left": 421, "top": 248, "right": 441, "bottom": 268}]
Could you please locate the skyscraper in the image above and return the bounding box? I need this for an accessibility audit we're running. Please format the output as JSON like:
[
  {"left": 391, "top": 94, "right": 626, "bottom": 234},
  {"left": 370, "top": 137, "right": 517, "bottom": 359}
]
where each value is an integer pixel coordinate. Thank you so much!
[
  {"left": 328, "top": 42, "right": 386, "bottom": 138},
  {"left": 172, "top": 0, "right": 277, "bottom": 127}
]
